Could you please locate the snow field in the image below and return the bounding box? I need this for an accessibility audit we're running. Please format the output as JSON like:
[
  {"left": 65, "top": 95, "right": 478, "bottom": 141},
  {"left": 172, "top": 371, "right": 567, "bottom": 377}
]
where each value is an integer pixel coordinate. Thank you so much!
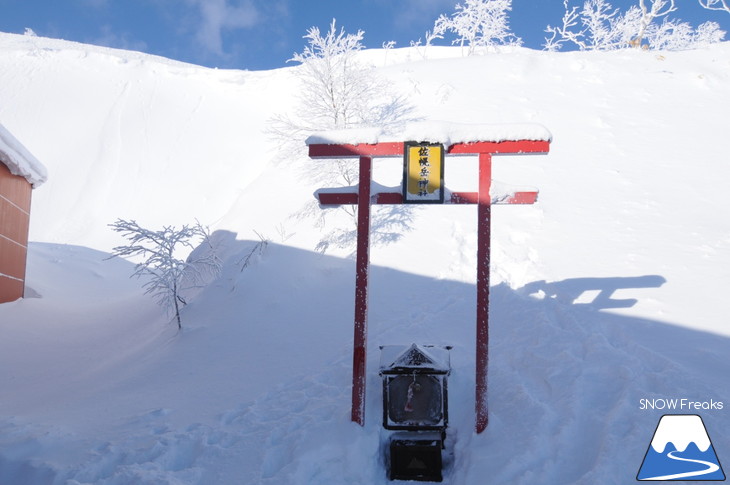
[{"left": 0, "top": 32, "right": 729, "bottom": 483}]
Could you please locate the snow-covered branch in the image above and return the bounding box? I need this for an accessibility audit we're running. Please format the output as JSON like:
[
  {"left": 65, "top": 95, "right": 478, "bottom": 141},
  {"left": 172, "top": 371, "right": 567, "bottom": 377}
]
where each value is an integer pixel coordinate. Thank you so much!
[
  {"left": 699, "top": 0, "right": 730, "bottom": 13},
  {"left": 545, "top": 2, "right": 585, "bottom": 51}
]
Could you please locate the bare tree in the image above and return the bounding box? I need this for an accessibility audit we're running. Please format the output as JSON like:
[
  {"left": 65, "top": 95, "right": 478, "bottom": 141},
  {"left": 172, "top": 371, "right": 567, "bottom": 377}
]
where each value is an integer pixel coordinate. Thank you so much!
[
  {"left": 433, "top": 0, "right": 522, "bottom": 55},
  {"left": 108, "top": 219, "right": 221, "bottom": 329}
]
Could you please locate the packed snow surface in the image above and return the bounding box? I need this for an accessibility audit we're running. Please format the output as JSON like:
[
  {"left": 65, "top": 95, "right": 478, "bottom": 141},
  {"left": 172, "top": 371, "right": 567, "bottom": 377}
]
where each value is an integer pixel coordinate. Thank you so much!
[{"left": 1, "top": 31, "right": 729, "bottom": 484}]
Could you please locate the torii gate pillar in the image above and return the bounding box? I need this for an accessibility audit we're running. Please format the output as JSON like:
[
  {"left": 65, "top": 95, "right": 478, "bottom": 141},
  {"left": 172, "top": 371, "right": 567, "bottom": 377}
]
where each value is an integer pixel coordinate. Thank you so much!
[
  {"left": 475, "top": 152, "right": 492, "bottom": 433},
  {"left": 309, "top": 133, "right": 550, "bottom": 434},
  {"left": 352, "top": 154, "right": 372, "bottom": 427}
]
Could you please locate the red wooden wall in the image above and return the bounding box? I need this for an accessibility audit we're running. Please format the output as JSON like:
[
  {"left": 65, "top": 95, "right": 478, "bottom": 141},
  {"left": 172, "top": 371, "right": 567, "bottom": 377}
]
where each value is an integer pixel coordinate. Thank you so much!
[{"left": 0, "top": 161, "right": 32, "bottom": 303}]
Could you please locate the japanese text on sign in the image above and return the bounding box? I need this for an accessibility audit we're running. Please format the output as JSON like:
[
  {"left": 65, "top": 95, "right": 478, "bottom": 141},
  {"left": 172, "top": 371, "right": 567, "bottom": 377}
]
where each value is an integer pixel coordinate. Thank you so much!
[{"left": 403, "top": 142, "right": 444, "bottom": 204}]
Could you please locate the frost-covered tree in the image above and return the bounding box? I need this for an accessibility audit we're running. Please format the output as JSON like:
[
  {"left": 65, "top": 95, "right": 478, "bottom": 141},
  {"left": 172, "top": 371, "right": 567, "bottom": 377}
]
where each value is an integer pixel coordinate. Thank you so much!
[
  {"left": 699, "top": 0, "right": 730, "bottom": 14},
  {"left": 545, "top": 0, "right": 723, "bottom": 51},
  {"left": 432, "top": 0, "right": 522, "bottom": 54},
  {"left": 273, "top": 18, "right": 410, "bottom": 137},
  {"left": 289, "top": 19, "right": 369, "bottom": 130},
  {"left": 108, "top": 219, "right": 221, "bottom": 329},
  {"left": 693, "top": 20, "right": 727, "bottom": 44},
  {"left": 269, "top": 19, "right": 412, "bottom": 180},
  {"left": 545, "top": 0, "right": 642, "bottom": 50},
  {"left": 649, "top": 18, "right": 725, "bottom": 49},
  {"left": 633, "top": 0, "right": 677, "bottom": 46},
  {"left": 649, "top": 18, "right": 695, "bottom": 50},
  {"left": 268, "top": 19, "right": 416, "bottom": 254}
]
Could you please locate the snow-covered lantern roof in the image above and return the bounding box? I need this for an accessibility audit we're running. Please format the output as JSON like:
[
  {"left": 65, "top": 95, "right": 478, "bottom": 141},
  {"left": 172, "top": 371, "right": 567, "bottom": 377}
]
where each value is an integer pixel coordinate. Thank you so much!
[
  {"left": 379, "top": 344, "right": 451, "bottom": 431},
  {"left": 0, "top": 122, "right": 48, "bottom": 188}
]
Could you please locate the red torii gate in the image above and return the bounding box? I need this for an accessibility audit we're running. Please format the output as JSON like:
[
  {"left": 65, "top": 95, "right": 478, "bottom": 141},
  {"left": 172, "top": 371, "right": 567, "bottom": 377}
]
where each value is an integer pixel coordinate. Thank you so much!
[{"left": 308, "top": 125, "right": 550, "bottom": 433}]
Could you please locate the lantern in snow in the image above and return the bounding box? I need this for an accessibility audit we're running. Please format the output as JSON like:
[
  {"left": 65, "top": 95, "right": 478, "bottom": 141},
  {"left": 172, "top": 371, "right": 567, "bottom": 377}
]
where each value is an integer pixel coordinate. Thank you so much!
[
  {"left": 380, "top": 344, "right": 451, "bottom": 482},
  {"left": 379, "top": 344, "right": 451, "bottom": 431}
]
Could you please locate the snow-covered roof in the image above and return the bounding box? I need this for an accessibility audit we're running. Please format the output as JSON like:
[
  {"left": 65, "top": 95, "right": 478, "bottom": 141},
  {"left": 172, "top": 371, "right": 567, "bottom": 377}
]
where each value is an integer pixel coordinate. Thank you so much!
[
  {"left": 306, "top": 120, "right": 552, "bottom": 147},
  {"left": 0, "top": 122, "right": 48, "bottom": 187},
  {"left": 380, "top": 344, "right": 451, "bottom": 374}
]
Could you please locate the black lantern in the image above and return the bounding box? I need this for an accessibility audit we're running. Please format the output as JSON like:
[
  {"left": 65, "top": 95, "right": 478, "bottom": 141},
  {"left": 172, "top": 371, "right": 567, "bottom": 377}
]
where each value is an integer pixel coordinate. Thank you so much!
[
  {"left": 380, "top": 344, "right": 451, "bottom": 482},
  {"left": 379, "top": 344, "right": 451, "bottom": 431}
]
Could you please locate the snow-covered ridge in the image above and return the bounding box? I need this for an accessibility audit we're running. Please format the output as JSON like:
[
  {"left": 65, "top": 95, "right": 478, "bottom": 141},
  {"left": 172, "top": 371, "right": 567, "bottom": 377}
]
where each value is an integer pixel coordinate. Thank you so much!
[
  {"left": 0, "top": 31, "right": 206, "bottom": 72},
  {"left": 0, "top": 121, "right": 47, "bottom": 187},
  {"left": 306, "top": 120, "right": 552, "bottom": 146}
]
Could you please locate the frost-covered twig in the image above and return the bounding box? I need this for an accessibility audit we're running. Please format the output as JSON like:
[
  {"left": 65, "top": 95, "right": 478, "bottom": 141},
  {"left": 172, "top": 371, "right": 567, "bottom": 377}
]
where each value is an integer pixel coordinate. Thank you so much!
[
  {"left": 699, "top": 0, "right": 730, "bottom": 13},
  {"left": 544, "top": 1, "right": 585, "bottom": 50},
  {"left": 238, "top": 231, "right": 269, "bottom": 271}
]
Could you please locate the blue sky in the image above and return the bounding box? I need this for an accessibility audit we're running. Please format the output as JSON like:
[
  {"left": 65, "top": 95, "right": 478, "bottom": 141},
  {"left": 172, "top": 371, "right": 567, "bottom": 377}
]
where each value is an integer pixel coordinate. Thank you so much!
[{"left": 1, "top": 0, "right": 728, "bottom": 71}]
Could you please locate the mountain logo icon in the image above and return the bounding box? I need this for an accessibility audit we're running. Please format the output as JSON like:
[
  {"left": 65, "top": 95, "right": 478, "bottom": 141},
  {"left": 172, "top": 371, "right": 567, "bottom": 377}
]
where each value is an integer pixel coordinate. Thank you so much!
[{"left": 637, "top": 414, "right": 725, "bottom": 481}]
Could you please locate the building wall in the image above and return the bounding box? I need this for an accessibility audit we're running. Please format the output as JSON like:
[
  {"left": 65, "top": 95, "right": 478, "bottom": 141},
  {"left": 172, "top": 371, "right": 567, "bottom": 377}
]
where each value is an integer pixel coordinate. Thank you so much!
[{"left": 0, "top": 161, "right": 32, "bottom": 303}]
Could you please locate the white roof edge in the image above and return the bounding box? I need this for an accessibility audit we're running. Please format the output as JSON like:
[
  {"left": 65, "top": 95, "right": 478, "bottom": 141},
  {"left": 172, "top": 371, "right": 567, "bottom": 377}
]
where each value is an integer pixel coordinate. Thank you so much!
[
  {"left": 306, "top": 120, "right": 552, "bottom": 147},
  {"left": 0, "top": 122, "right": 48, "bottom": 187}
]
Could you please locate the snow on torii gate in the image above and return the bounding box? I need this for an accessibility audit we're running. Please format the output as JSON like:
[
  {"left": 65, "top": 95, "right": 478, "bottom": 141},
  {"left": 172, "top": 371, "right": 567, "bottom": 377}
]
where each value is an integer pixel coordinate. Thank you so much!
[{"left": 307, "top": 121, "right": 551, "bottom": 433}]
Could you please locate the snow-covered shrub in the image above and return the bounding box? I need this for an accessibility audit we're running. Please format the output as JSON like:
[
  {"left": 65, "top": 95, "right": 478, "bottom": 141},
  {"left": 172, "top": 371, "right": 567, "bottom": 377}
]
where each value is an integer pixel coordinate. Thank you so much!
[
  {"left": 108, "top": 219, "right": 221, "bottom": 329},
  {"left": 432, "top": 0, "right": 522, "bottom": 54}
]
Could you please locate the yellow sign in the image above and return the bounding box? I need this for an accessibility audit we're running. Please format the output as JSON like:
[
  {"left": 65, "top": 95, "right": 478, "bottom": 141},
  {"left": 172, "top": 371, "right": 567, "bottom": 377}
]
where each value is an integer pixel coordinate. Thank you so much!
[{"left": 403, "top": 142, "right": 444, "bottom": 203}]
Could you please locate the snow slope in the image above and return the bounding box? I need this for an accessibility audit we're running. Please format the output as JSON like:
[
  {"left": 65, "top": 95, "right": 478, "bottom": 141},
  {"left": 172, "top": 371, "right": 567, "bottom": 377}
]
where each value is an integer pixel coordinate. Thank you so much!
[{"left": 0, "top": 32, "right": 729, "bottom": 484}]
